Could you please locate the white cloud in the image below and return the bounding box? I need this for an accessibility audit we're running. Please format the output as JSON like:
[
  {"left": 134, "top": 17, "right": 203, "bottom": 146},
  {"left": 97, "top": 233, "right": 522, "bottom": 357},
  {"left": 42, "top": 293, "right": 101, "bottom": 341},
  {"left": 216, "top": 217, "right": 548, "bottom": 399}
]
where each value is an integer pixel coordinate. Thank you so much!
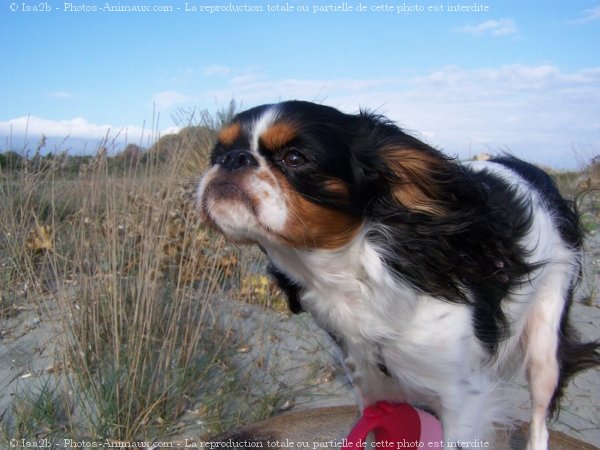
[
  {"left": 203, "top": 64, "right": 231, "bottom": 76},
  {"left": 152, "top": 90, "right": 191, "bottom": 110},
  {"left": 453, "top": 19, "right": 518, "bottom": 36},
  {"left": 0, "top": 116, "right": 178, "bottom": 151},
  {"left": 569, "top": 6, "right": 600, "bottom": 24},
  {"left": 209, "top": 68, "right": 396, "bottom": 105},
  {"left": 0, "top": 116, "right": 112, "bottom": 140}
]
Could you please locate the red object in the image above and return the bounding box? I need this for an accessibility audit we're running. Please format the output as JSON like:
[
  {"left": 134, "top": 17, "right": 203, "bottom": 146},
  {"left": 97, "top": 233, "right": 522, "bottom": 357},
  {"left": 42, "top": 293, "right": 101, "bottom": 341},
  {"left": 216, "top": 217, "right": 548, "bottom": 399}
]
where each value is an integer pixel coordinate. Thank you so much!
[{"left": 343, "top": 401, "right": 442, "bottom": 449}]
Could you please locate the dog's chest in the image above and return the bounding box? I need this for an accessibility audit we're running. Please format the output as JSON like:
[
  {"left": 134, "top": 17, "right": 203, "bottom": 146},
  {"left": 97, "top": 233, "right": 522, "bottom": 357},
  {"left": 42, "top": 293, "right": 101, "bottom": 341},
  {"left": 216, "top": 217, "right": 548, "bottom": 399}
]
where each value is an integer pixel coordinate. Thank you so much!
[
  {"left": 299, "top": 264, "right": 410, "bottom": 346},
  {"left": 268, "top": 239, "right": 401, "bottom": 331},
  {"left": 267, "top": 239, "right": 471, "bottom": 351}
]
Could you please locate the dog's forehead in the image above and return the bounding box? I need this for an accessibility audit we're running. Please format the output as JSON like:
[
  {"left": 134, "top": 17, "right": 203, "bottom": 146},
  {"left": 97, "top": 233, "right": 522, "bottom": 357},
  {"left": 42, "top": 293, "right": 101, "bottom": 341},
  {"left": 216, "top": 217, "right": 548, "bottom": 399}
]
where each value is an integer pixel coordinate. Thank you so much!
[
  {"left": 216, "top": 105, "right": 280, "bottom": 151},
  {"left": 217, "top": 104, "right": 301, "bottom": 159},
  {"left": 250, "top": 106, "right": 280, "bottom": 152}
]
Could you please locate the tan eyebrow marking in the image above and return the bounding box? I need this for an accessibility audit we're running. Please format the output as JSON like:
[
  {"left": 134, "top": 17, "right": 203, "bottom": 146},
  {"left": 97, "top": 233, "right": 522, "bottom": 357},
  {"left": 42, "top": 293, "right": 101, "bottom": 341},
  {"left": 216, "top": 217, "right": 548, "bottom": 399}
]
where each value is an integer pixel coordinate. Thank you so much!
[
  {"left": 259, "top": 122, "right": 297, "bottom": 152},
  {"left": 218, "top": 122, "right": 243, "bottom": 146}
]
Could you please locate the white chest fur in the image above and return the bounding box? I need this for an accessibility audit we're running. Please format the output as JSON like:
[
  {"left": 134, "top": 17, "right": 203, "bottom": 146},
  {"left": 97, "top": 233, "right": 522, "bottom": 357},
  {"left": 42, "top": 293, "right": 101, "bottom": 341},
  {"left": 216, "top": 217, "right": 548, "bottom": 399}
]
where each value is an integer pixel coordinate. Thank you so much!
[{"left": 262, "top": 231, "right": 484, "bottom": 407}]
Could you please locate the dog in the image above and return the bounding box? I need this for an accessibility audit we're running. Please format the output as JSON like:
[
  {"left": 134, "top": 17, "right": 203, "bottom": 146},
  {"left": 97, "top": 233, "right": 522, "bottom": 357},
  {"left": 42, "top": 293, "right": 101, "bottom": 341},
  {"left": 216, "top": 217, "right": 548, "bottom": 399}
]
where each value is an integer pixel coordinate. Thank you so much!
[{"left": 197, "top": 100, "right": 600, "bottom": 450}]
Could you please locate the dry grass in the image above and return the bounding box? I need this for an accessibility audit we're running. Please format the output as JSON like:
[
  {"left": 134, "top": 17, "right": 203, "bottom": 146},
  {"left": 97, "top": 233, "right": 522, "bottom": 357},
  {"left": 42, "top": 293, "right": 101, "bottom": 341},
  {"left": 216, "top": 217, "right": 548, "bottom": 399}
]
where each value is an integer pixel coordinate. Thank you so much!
[{"left": 0, "top": 112, "right": 291, "bottom": 443}]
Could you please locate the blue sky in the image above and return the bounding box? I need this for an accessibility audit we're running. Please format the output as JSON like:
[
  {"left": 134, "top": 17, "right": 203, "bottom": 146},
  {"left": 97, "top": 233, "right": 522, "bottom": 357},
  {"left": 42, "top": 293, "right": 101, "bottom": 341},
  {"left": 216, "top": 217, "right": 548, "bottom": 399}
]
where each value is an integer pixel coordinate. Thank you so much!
[{"left": 1, "top": 0, "right": 600, "bottom": 168}]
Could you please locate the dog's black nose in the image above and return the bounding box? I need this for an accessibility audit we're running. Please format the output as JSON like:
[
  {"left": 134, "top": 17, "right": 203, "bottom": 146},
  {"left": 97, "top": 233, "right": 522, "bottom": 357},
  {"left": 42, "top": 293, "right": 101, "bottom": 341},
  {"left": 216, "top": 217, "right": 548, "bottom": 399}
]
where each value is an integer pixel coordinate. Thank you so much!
[{"left": 216, "top": 149, "right": 258, "bottom": 171}]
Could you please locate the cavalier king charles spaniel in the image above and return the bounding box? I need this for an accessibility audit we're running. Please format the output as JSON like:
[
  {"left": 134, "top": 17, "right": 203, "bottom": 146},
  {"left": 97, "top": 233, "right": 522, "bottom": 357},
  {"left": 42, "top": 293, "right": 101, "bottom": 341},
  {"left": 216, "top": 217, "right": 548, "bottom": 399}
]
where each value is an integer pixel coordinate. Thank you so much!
[{"left": 197, "top": 100, "right": 600, "bottom": 450}]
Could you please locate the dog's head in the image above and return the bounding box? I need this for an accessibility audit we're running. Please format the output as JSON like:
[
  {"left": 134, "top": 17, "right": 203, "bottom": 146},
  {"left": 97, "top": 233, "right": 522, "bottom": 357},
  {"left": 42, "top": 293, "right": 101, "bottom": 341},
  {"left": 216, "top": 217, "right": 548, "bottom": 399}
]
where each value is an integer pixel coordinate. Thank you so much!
[{"left": 197, "top": 100, "right": 454, "bottom": 250}]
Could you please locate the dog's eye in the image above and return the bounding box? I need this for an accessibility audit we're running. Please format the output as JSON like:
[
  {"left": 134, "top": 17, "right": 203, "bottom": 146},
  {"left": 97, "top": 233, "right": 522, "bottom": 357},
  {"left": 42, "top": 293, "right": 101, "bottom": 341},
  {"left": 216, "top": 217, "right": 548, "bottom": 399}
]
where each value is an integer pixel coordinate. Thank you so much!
[{"left": 282, "top": 150, "right": 307, "bottom": 168}]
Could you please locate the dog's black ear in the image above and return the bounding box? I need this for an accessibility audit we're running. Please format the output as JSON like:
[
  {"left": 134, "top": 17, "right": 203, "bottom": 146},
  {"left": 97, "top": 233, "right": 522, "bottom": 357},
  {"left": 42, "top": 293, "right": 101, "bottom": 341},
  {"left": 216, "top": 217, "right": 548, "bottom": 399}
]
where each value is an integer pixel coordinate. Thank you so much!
[
  {"left": 376, "top": 144, "right": 460, "bottom": 216},
  {"left": 348, "top": 112, "right": 460, "bottom": 217},
  {"left": 267, "top": 263, "right": 304, "bottom": 314}
]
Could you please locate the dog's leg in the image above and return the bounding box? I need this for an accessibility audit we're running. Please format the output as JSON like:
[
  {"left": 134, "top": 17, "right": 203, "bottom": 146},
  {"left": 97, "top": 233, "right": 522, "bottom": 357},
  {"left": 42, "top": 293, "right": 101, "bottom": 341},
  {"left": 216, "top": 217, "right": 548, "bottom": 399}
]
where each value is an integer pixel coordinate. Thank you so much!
[
  {"left": 438, "top": 379, "right": 492, "bottom": 450},
  {"left": 524, "top": 282, "right": 566, "bottom": 450},
  {"left": 525, "top": 319, "right": 557, "bottom": 450}
]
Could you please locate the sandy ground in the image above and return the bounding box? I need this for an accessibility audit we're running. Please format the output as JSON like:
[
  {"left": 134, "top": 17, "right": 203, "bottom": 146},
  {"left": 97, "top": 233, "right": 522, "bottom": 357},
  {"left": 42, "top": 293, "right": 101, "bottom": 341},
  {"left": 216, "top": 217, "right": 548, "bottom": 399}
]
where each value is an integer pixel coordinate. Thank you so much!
[{"left": 0, "top": 298, "right": 64, "bottom": 424}]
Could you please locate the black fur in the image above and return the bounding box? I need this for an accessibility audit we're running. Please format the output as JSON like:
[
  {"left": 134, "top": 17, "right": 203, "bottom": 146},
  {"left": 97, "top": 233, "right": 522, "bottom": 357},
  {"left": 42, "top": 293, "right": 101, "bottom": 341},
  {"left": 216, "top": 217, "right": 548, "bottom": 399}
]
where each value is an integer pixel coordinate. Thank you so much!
[
  {"left": 267, "top": 263, "right": 304, "bottom": 314},
  {"left": 365, "top": 163, "right": 539, "bottom": 355},
  {"left": 490, "top": 155, "right": 583, "bottom": 249}
]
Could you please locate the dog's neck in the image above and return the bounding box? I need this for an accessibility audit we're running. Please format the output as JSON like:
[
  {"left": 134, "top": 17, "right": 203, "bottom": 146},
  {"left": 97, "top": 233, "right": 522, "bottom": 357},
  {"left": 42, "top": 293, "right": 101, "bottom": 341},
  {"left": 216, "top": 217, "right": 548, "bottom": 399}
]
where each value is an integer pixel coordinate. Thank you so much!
[
  {"left": 260, "top": 227, "right": 420, "bottom": 336},
  {"left": 261, "top": 226, "right": 375, "bottom": 291}
]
